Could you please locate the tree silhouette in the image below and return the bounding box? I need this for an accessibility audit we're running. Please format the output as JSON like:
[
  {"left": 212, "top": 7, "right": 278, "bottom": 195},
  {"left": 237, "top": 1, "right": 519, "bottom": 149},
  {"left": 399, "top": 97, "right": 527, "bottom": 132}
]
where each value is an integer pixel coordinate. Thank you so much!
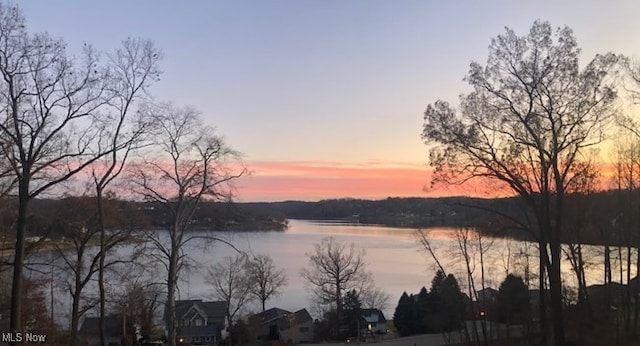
[
  {"left": 437, "top": 274, "right": 466, "bottom": 332},
  {"left": 342, "top": 289, "right": 363, "bottom": 338},
  {"left": 0, "top": 4, "right": 155, "bottom": 334},
  {"left": 393, "top": 292, "right": 413, "bottom": 337},
  {"left": 497, "top": 274, "right": 530, "bottom": 325},
  {"left": 301, "top": 237, "right": 371, "bottom": 338},
  {"left": 131, "top": 104, "right": 246, "bottom": 346},
  {"left": 245, "top": 254, "right": 288, "bottom": 312},
  {"left": 207, "top": 254, "right": 252, "bottom": 327},
  {"left": 422, "top": 21, "right": 619, "bottom": 345}
]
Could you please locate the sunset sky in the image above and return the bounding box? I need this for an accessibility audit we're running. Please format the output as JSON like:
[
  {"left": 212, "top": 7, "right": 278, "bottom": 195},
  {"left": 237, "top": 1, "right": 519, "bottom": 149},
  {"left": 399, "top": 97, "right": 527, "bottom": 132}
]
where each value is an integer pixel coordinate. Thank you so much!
[{"left": 18, "top": 0, "right": 640, "bottom": 201}]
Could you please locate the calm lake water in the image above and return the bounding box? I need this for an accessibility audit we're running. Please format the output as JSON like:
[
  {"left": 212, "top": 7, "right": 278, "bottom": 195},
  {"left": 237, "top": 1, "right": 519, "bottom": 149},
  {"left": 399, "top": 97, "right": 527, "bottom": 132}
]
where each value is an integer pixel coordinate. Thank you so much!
[
  {"left": 166, "top": 219, "right": 634, "bottom": 319},
  {"left": 170, "top": 219, "right": 432, "bottom": 319},
  {"left": 34, "top": 219, "right": 630, "bottom": 326}
]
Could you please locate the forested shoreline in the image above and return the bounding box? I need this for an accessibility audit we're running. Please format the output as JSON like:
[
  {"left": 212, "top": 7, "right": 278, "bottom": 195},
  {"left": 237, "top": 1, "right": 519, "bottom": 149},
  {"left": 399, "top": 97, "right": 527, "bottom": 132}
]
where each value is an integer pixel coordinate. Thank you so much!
[
  {"left": 0, "top": 198, "right": 288, "bottom": 243},
  {"left": 253, "top": 190, "right": 638, "bottom": 247}
]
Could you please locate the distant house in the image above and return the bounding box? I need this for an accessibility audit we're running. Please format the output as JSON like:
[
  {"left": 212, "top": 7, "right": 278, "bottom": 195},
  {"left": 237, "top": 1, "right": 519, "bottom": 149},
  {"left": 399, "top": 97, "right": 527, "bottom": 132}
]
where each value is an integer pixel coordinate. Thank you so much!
[
  {"left": 586, "top": 282, "right": 626, "bottom": 307},
  {"left": 476, "top": 287, "right": 498, "bottom": 305},
  {"left": 248, "top": 307, "right": 314, "bottom": 344},
  {"left": 475, "top": 287, "right": 499, "bottom": 317},
  {"left": 361, "top": 309, "right": 387, "bottom": 334},
  {"left": 167, "top": 299, "right": 227, "bottom": 345},
  {"left": 78, "top": 315, "right": 122, "bottom": 346}
]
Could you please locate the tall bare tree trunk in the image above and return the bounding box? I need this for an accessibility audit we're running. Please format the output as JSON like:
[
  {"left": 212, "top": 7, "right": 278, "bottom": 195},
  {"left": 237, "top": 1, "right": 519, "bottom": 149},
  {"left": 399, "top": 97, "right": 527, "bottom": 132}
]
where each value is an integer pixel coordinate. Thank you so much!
[
  {"left": 166, "top": 231, "right": 180, "bottom": 346},
  {"left": 549, "top": 241, "right": 565, "bottom": 346},
  {"left": 70, "top": 249, "right": 85, "bottom": 346},
  {"left": 97, "top": 189, "right": 107, "bottom": 346},
  {"left": 10, "top": 178, "right": 29, "bottom": 343},
  {"left": 539, "top": 243, "right": 548, "bottom": 346}
]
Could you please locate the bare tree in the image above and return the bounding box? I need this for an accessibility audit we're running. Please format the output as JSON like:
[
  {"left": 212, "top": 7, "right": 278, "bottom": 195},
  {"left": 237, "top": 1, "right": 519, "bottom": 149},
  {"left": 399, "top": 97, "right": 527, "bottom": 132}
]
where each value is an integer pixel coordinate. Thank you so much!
[
  {"left": 50, "top": 196, "right": 144, "bottom": 346},
  {"left": 455, "top": 227, "right": 494, "bottom": 345},
  {"left": 301, "top": 237, "right": 372, "bottom": 338},
  {"left": 207, "top": 254, "right": 252, "bottom": 327},
  {"left": 422, "top": 21, "right": 619, "bottom": 345},
  {"left": 130, "top": 104, "right": 246, "bottom": 346},
  {"left": 618, "top": 57, "right": 640, "bottom": 137},
  {"left": 416, "top": 226, "right": 496, "bottom": 345},
  {"left": 245, "top": 254, "right": 288, "bottom": 312},
  {"left": 91, "top": 37, "right": 161, "bottom": 346},
  {"left": 561, "top": 158, "right": 601, "bottom": 310},
  {"left": 609, "top": 137, "right": 640, "bottom": 335},
  {"left": 0, "top": 271, "right": 54, "bottom": 336},
  {"left": 614, "top": 57, "right": 640, "bottom": 334},
  {"left": 359, "top": 284, "right": 390, "bottom": 311},
  {"left": 109, "top": 278, "right": 163, "bottom": 346},
  {"left": 0, "top": 4, "right": 161, "bottom": 335},
  {"left": 415, "top": 228, "right": 448, "bottom": 276}
]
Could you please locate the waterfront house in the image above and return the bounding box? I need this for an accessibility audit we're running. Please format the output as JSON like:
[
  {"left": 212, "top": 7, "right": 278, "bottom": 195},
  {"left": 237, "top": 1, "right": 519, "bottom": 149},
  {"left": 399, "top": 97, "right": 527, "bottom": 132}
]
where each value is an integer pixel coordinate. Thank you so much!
[
  {"left": 248, "top": 307, "right": 314, "bottom": 344},
  {"left": 168, "top": 299, "right": 227, "bottom": 345},
  {"left": 361, "top": 309, "right": 387, "bottom": 334}
]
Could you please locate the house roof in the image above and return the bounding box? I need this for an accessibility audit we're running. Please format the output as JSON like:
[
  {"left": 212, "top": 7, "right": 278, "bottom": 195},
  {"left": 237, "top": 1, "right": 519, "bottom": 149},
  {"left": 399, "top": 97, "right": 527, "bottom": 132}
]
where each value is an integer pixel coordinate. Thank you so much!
[
  {"left": 250, "top": 307, "right": 291, "bottom": 324},
  {"left": 166, "top": 300, "right": 227, "bottom": 322},
  {"left": 361, "top": 309, "right": 386, "bottom": 323},
  {"left": 78, "top": 315, "right": 121, "bottom": 338},
  {"left": 476, "top": 287, "right": 499, "bottom": 302},
  {"left": 250, "top": 308, "right": 313, "bottom": 330},
  {"left": 293, "top": 309, "right": 313, "bottom": 324}
]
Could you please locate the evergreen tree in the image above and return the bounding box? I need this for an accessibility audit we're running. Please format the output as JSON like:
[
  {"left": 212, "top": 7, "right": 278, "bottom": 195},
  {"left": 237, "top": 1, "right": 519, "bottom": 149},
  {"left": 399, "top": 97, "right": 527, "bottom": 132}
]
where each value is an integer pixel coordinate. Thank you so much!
[
  {"left": 342, "top": 289, "right": 364, "bottom": 338},
  {"left": 393, "top": 292, "right": 413, "bottom": 336},
  {"left": 394, "top": 272, "right": 466, "bottom": 336},
  {"left": 430, "top": 270, "right": 446, "bottom": 294},
  {"left": 439, "top": 274, "right": 465, "bottom": 331},
  {"left": 425, "top": 271, "right": 449, "bottom": 332},
  {"left": 412, "top": 287, "right": 430, "bottom": 334},
  {"left": 497, "top": 274, "right": 530, "bottom": 325}
]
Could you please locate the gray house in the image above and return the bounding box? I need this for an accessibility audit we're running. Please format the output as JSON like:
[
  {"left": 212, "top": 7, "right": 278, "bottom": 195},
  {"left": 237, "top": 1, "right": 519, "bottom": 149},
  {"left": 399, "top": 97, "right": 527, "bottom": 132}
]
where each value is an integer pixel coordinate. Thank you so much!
[
  {"left": 248, "top": 307, "right": 314, "bottom": 344},
  {"left": 168, "top": 300, "right": 227, "bottom": 345},
  {"left": 361, "top": 308, "right": 387, "bottom": 334}
]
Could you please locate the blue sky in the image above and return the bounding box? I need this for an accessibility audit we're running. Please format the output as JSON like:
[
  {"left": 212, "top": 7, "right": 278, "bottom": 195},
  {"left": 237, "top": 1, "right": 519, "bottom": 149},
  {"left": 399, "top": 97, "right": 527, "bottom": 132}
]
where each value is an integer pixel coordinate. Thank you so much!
[{"left": 16, "top": 0, "right": 640, "bottom": 200}]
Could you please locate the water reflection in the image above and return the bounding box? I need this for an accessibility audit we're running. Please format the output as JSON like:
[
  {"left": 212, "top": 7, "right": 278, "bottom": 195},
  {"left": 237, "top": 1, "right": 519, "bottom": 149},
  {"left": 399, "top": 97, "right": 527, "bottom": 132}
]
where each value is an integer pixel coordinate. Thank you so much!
[{"left": 28, "top": 219, "right": 639, "bottom": 326}]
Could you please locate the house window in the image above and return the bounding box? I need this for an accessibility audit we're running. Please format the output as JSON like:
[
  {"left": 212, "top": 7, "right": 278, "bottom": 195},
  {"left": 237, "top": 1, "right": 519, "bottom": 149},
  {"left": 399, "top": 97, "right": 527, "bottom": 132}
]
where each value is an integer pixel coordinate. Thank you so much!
[
  {"left": 300, "top": 327, "right": 309, "bottom": 333},
  {"left": 194, "top": 336, "right": 201, "bottom": 343},
  {"left": 195, "top": 318, "right": 203, "bottom": 326},
  {"left": 205, "top": 336, "right": 211, "bottom": 341}
]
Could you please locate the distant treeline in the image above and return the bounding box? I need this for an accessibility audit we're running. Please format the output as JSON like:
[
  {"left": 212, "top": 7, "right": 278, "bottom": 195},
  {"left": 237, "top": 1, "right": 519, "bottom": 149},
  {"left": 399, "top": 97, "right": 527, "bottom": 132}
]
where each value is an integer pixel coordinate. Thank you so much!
[
  {"left": 247, "top": 197, "right": 523, "bottom": 228},
  {"left": 9, "top": 190, "right": 636, "bottom": 245},
  {"left": 10, "top": 198, "right": 289, "bottom": 240},
  {"left": 248, "top": 190, "right": 639, "bottom": 246},
  {"left": 140, "top": 201, "right": 289, "bottom": 231}
]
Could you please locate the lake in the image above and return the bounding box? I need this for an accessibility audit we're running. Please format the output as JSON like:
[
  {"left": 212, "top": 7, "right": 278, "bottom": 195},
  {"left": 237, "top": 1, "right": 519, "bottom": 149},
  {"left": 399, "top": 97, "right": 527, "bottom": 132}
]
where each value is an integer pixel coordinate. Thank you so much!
[
  {"left": 126, "top": 220, "right": 618, "bottom": 318},
  {"left": 36, "top": 219, "right": 628, "bottom": 325},
  {"left": 167, "top": 219, "right": 433, "bottom": 319}
]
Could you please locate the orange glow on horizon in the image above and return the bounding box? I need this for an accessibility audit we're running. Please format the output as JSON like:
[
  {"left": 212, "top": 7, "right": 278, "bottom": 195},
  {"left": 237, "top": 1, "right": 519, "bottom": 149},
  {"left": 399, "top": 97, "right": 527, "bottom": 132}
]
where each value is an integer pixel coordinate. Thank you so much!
[
  {"left": 235, "top": 160, "right": 627, "bottom": 202},
  {"left": 67, "top": 159, "right": 625, "bottom": 203},
  {"left": 235, "top": 161, "right": 509, "bottom": 202}
]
